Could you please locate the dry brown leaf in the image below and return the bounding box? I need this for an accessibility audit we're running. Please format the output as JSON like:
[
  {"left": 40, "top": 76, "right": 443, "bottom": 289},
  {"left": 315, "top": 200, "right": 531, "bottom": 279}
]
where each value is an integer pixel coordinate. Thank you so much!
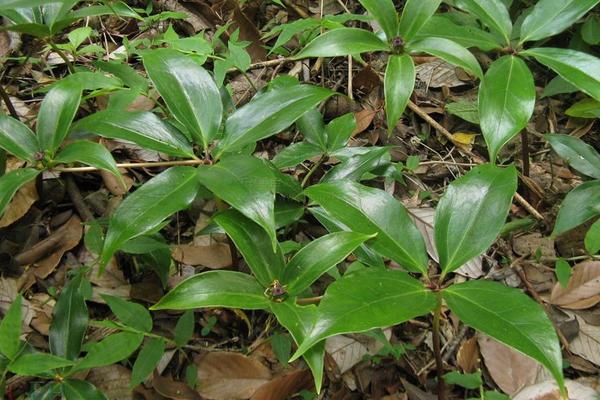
[
  {"left": 0, "top": 277, "right": 35, "bottom": 328},
  {"left": 513, "top": 232, "right": 556, "bottom": 259},
  {"left": 478, "top": 335, "right": 550, "bottom": 396},
  {"left": 250, "top": 369, "right": 313, "bottom": 400},
  {"left": 0, "top": 179, "right": 37, "bottom": 228},
  {"left": 325, "top": 330, "right": 390, "bottom": 374},
  {"left": 550, "top": 261, "right": 600, "bottom": 310},
  {"left": 29, "top": 293, "right": 54, "bottom": 336},
  {"left": 415, "top": 60, "right": 467, "bottom": 88},
  {"left": 153, "top": 371, "right": 202, "bottom": 400},
  {"left": 352, "top": 108, "right": 377, "bottom": 137},
  {"left": 456, "top": 336, "right": 479, "bottom": 373},
  {"left": 407, "top": 207, "right": 483, "bottom": 278},
  {"left": 88, "top": 365, "right": 134, "bottom": 400},
  {"left": 32, "top": 215, "right": 83, "bottom": 279},
  {"left": 568, "top": 313, "right": 600, "bottom": 366},
  {"left": 172, "top": 243, "right": 232, "bottom": 269},
  {"left": 513, "top": 380, "right": 598, "bottom": 400},
  {"left": 195, "top": 352, "right": 272, "bottom": 399}
]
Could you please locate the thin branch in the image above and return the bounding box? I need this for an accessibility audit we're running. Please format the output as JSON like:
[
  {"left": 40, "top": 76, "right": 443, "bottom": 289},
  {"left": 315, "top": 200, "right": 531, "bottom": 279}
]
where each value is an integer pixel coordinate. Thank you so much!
[{"left": 52, "top": 159, "right": 205, "bottom": 173}]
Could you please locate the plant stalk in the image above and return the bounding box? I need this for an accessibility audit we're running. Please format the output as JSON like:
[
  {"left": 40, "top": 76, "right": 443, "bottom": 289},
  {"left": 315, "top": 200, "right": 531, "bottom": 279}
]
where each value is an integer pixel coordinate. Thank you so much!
[{"left": 432, "top": 292, "right": 446, "bottom": 400}]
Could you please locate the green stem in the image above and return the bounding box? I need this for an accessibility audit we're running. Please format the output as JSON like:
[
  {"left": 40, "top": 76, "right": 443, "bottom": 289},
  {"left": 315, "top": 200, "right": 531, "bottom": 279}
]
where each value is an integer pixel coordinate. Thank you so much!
[
  {"left": 301, "top": 155, "right": 326, "bottom": 188},
  {"left": 433, "top": 292, "right": 446, "bottom": 400},
  {"left": 48, "top": 42, "right": 75, "bottom": 74}
]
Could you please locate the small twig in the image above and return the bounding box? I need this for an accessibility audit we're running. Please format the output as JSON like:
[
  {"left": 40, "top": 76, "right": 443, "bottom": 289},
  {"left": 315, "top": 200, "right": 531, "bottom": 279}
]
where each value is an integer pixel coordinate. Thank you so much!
[
  {"left": 65, "top": 176, "right": 94, "bottom": 222},
  {"left": 301, "top": 155, "right": 326, "bottom": 187},
  {"left": 521, "top": 130, "right": 530, "bottom": 177},
  {"left": 48, "top": 42, "right": 75, "bottom": 74},
  {"left": 432, "top": 294, "right": 446, "bottom": 400},
  {"left": 0, "top": 85, "right": 20, "bottom": 120},
  {"left": 53, "top": 159, "right": 205, "bottom": 173},
  {"left": 348, "top": 55, "right": 353, "bottom": 100},
  {"left": 296, "top": 296, "right": 323, "bottom": 305}
]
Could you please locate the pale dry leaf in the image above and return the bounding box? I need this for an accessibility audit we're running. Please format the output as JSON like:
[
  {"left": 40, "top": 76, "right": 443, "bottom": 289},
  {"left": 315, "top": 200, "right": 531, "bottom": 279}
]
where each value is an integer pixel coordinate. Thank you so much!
[
  {"left": 513, "top": 232, "right": 556, "bottom": 259},
  {"left": 407, "top": 207, "right": 483, "bottom": 278},
  {"left": 352, "top": 108, "right": 377, "bottom": 137},
  {"left": 0, "top": 277, "right": 35, "bottom": 327},
  {"left": 550, "top": 261, "right": 600, "bottom": 310},
  {"left": 88, "top": 365, "right": 134, "bottom": 400},
  {"left": 250, "top": 369, "right": 312, "bottom": 400},
  {"left": 415, "top": 60, "right": 466, "bottom": 88},
  {"left": 456, "top": 336, "right": 479, "bottom": 373},
  {"left": 28, "top": 293, "right": 54, "bottom": 336},
  {"left": 195, "top": 352, "right": 272, "bottom": 400},
  {"left": 0, "top": 180, "right": 37, "bottom": 228},
  {"left": 568, "top": 313, "right": 600, "bottom": 366},
  {"left": 325, "top": 330, "right": 391, "bottom": 374},
  {"left": 478, "top": 334, "right": 550, "bottom": 396},
  {"left": 513, "top": 379, "right": 598, "bottom": 400},
  {"left": 153, "top": 371, "right": 202, "bottom": 400},
  {"left": 32, "top": 215, "right": 83, "bottom": 279},
  {"left": 172, "top": 243, "right": 232, "bottom": 269}
]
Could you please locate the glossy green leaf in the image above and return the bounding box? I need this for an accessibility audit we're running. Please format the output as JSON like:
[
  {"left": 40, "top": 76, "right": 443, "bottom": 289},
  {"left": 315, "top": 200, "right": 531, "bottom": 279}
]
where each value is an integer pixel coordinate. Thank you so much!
[
  {"left": 323, "top": 147, "right": 389, "bottom": 182},
  {"left": 151, "top": 271, "right": 269, "bottom": 310},
  {"left": 443, "top": 280, "right": 565, "bottom": 395},
  {"left": 398, "top": 0, "right": 442, "bottom": 42},
  {"left": 143, "top": 49, "right": 222, "bottom": 148},
  {"left": 445, "top": 100, "right": 479, "bottom": 124},
  {"left": 408, "top": 37, "right": 483, "bottom": 79},
  {"left": 325, "top": 113, "right": 356, "bottom": 151},
  {"left": 37, "top": 80, "right": 82, "bottom": 155},
  {"left": 359, "top": 0, "right": 398, "bottom": 40},
  {"left": 479, "top": 56, "right": 535, "bottom": 162},
  {"left": 384, "top": 54, "right": 415, "bottom": 135},
  {"left": 566, "top": 98, "right": 600, "bottom": 119},
  {"left": 0, "top": 168, "right": 40, "bottom": 217},
  {"left": 100, "top": 167, "right": 201, "bottom": 269},
  {"left": 291, "top": 268, "right": 436, "bottom": 359},
  {"left": 553, "top": 180, "right": 600, "bottom": 236},
  {"left": 174, "top": 310, "right": 194, "bottom": 347},
  {"left": 282, "top": 231, "right": 374, "bottom": 295},
  {"left": 273, "top": 142, "right": 323, "bottom": 169},
  {"left": 198, "top": 155, "right": 277, "bottom": 249},
  {"left": 55, "top": 141, "right": 120, "bottom": 178},
  {"left": 555, "top": 259, "right": 572, "bottom": 288},
  {"left": 585, "top": 219, "right": 600, "bottom": 254},
  {"left": 218, "top": 84, "right": 335, "bottom": 154},
  {"left": 101, "top": 294, "right": 152, "bottom": 333},
  {"left": 292, "top": 28, "right": 390, "bottom": 59},
  {"left": 74, "top": 332, "right": 143, "bottom": 372},
  {"left": 61, "top": 380, "right": 107, "bottom": 400},
  {"left": 274, "top": 199, "right": 304, "bottom": 228},
  {"left": 417, "top": 15, "right": 501, "bottom": 51},
  {"left": 73, "top": 111, "right": 194, "bottom": 158},
  {"left": 522, "top": 48, "right": 600, "bottom": 102},
  {"left": 9, "top": 353, "right": 74, "bottom": 376},
  {"left": 582, "top": 16, "right": 600, "bottom": 45},
  {"left": 49, "top": 274, "right": 87, "bottom": 361},
  {"left": 452, "top": 0, "right": 512, "bottom": 45},
  {"left": 542, "top": 76, "right": 579, "bottom": 98},
  {"left": 130, "top": 337, "right": 165, "bottom": 389},
  {"left": 546, "top": 134, "right": 600, "bottom": 179},
  {"left": 30, "top": 382, "right": 62, "bottom": 400},
  {"left": 519, "top": 0, "right": 600, "bottom": 43},
  {"left": 443, "top": 371, "right": 482, "bottom": 389},
  {"left": 0, "top": 295, "right": 22, "bottom": 360},
  {"left": 213, "top": 209, "right": 285, "bottom": 287},
  {"left": 270, "top": 301, "right": 325, "bottom": 393},
  {"left": 305, "top": 180, "right": 429, "bottom": 273},
  {"left": 435, "top": 164, "right": 517, "bottom": 276},
  {"left": 296, "top": 108, "right": 327, "bottom": 150},
  {"left": 0, "top": 115, "right": 39, "bottom": 162},
  {"left": 0, "top": 0, "right": 62, "bottom": 9}
]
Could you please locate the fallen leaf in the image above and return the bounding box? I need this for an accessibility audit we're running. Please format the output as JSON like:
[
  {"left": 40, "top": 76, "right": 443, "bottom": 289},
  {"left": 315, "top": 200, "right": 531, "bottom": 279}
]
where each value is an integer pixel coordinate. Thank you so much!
[
  {"left": 250, "top": 369, "right": 313, "bottom": 400},
  {"left": 568, "top": 313, "right": 600, "bottom": 366},
  {"left": 415, "top": 60, "right": 468, "bottom": 88},
  {"left": 32, "top": 215, "right": 83, "bottom": 279},
  {"left": 550, "top": 261, "right": 600, "bottom": 310},
  {"left": 0, "top": 179, "right": 37, "bottom": 228},
  {"left": 88, "top": 365, "right": 134, "bottom": 400},
  {"left": 513, "top": 232, "right": 556, "bottom": 259},
  {"left": 456, "top": 336, "right": 479, "bottom": 373},
  {"left": 407, "top": 207, "right": 483, "bottom": 278},
  {"left": 352, "top": 108, "right": 377, "bottom": 137},
  {"left": 513, "top": 379, "right": 598, "bottom": 400},
  {"left": 401, "top": 378, "right": 436, "bottom": 400},
  {"left": 325, "top": 330, "right": 390, "bottom": 374},
  {"left": 195, "top": 352, "right": 272, "bottom": 399},
  {"left": 153, "top": 371, "right": 202, "bottom": 400},
  {"left": 451, "top": 132, "right": 477, "bottom": 145},
  {"left": 478, "top": 334, "right": 550, "bottom": 396},
  {"left": 172, "top": 243, "right": 232, "bottom": 269}
]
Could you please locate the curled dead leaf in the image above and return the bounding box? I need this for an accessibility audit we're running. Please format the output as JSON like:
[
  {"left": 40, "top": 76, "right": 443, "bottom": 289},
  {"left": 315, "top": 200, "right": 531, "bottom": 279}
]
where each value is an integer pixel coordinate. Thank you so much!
[
  {"left": 513, "top": 379, "right": 598, "bottom": 400},
  {"left": 550, "top": 261, "right": 600, "bottom": 310},
  {"left": 172, "top": 243, "right": 232, "bottom": 269},
  {"left": 0, "top": 180, "right": 37, "bottom": 228},
  {"left": 250, "top": 369, "right": 313, "bottom": 400}
]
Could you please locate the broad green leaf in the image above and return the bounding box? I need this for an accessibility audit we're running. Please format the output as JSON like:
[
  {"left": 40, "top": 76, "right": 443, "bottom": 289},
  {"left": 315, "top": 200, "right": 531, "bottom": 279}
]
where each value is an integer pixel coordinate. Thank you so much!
[
  {"left": 101, "top": 294, "right": 152, "bottom": 333},
  {"left": 291, "top": 269, "right": 436, "bottom": 359},
  {"left": 305, "top": 180, "right": 429, "bottom": 273},
  {"left": 324, "top": 147, "right": 390, "bottom": 182},
  {"left": 174, "top": 310, "right": 194, "bottom": 347},
  {"left": 93, "top": 60, "right": 148, "bottom": 92},
  {"left": 0, "top": 115, "right": 39, "bottom": 162},
  {"left": 546, "top": 134, "right": 600, "bottom": 179},
  {"left": 296, "top": 108, "right": 327, "bottom": 150},
  {"left": 0, "top": 296, "right": 22, "bottom": 360},
  {"left": 130, "top": 337, "right": 165, "bottom": 389},
  {"left": 325, "top": 113, "right": 356, "bottom": 151},
  {"left": 582, "top": 16, "right": 600, "bottom": 45},
  {"left": 74, "top": 332, "right": 143, "bottom": 372},
  {"left": 553, "top": 180, "right": 600, "bottom": 236},
  {"left": 218, "top": 84, "right": 334, "bottom": 154},
  {"left": 417, "top": 15, "right": 501, "bottom": 51},
  {"left": 282, "top": 231, "right": 374, "bottom": 295},
  {"left": 479, "top": 56, "right": 535, "bottom": 162},
  {"left": 55, "top": 141, "right": 120, "bottom": 179},
  {"left": 37, "top": 80, "right": 81, "bottom": 155},
  {"left": 519, "top": 0, "right": 600, "bottom": 43},
  {"left": 555, "top": 259, "right": 572, "bottom": 288},
  {"left": 522, "top": 48, "right": 600, "bottom": 102},
  {"left": 566, "top": 98, "right": 600, "bottom": 119},
  {"left": 0, "top": 0, "right": 62, "bottom": 9},
  {"left": 358, "top": 0, "right": 398, "bottom": 40},
  {"left": 398, "top": 0, "right": 442, "bottom": 42},
  {"left": 143, "top": 49, "right": 222, "bottom": 148},
  {"left": 151, "top": 271, "right": 269, "bottom": 310},
  {"left": 30, "top": 382, "right": 62, "bottom": 400},
  {"left": 273, "top": 142, "right": 323, "bottom": 169},
  {"left": 384, "top": 54, "right": 415, "bottom": 135},
  {"left": 270, "top": 301, "right": 325, "bottom": 393},
  {"left": 542, "top": 76, "right": 579, "bottom": 98},
  {"left": 445, "top": 100, "right": 479, "bottom": 124},
  {"left": 443, "top": 371, "right": 482, "bottom": 389},
  {"left": 585, "top": 219, "right": 600, "bottom": 254},
  {"left": 9, "top": 353, "right": 74, "bottom": 376},
  {"left": 407, "top": 38, "right": 483, "bottom": 79},
  {"left": 435, "top": 164, "right": 517, "bottom": 276},
  {"left": 61, "top": 379, "right": 107, "bottom": 400},
  {"left": 443, "top": 280, "right": 565, "bottom": 395},
  {"left": 274, "top": 199, "right": 304, "bottom": 228},
  {"left": 292, "top": 28, "right": 390, "bottom": 59},
  {"left": 213, "top": 209, "right": 285, "bottom": 287},
  {"left": 100, "top": 167, "right": 201, "bottom": 269},
  {"left": 49, "top": 274, "right": 87, "bottom": 361},
  {"left": 73, "top": 111, "right": 194, "bottom": 158},
  {"left": 198, "top": 155, "right": 277, "bottom": 249},
  {"left": 0, "top": 168, "right": 39, "bottom": 217},
  {"left": 452, "top": 0, "right": 512, "bottom": 45}
]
